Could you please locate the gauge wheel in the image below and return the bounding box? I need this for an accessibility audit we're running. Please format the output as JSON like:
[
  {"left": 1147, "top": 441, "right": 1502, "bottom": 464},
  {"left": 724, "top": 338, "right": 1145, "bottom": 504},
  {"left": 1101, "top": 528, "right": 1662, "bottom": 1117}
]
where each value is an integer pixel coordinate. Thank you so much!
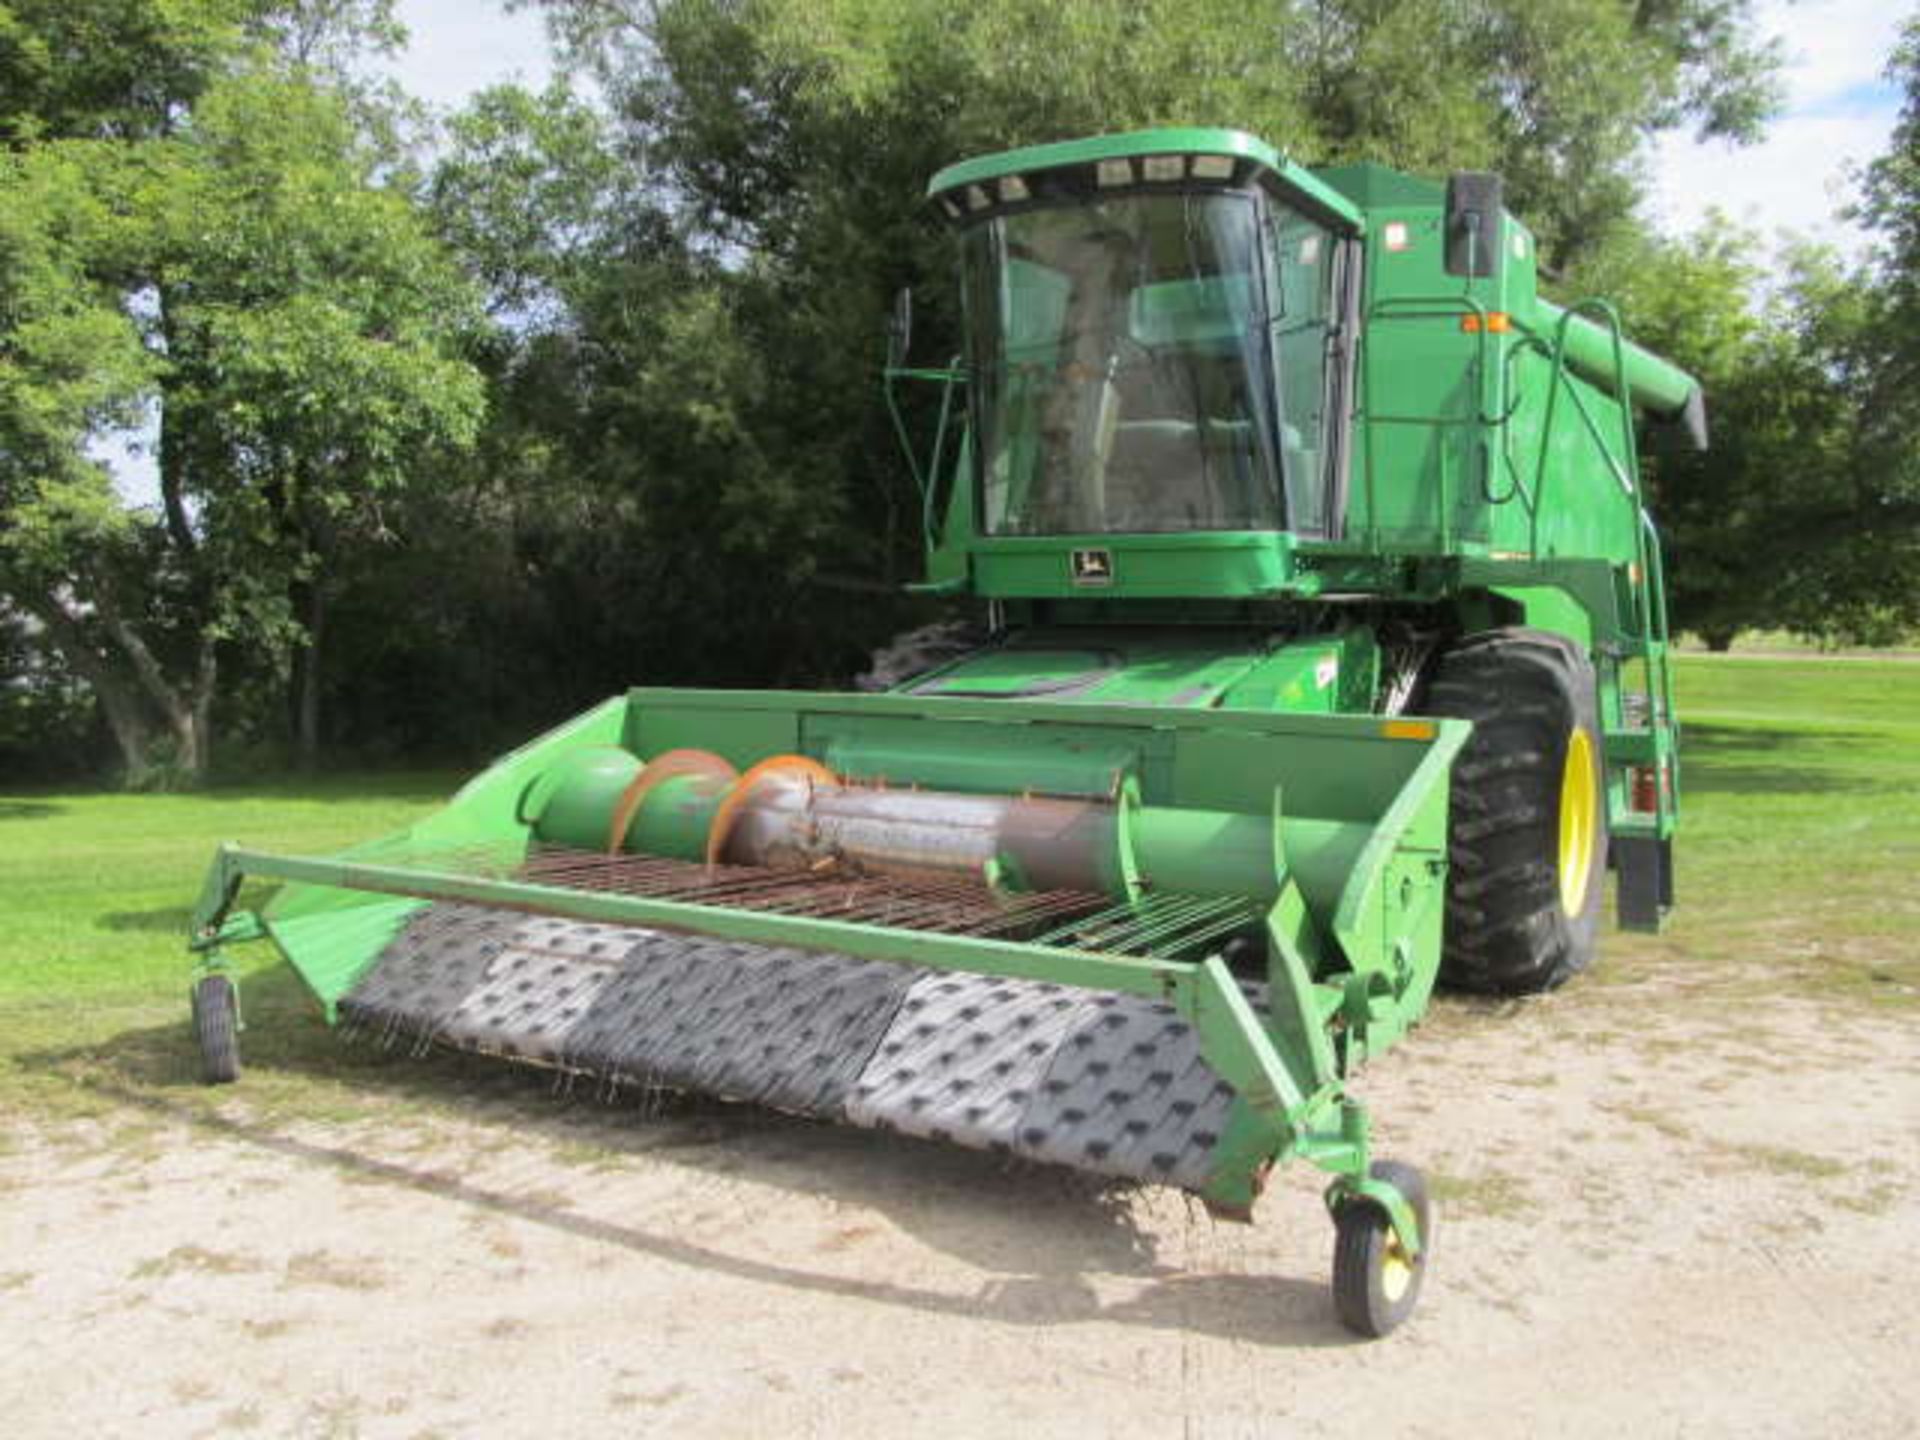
[
  {"left": 192, "top": 973, "right": 241, "bottom": 1084},
  {"left": 1332, "top": 1160, "right": 1432, "bottom": 1338}
]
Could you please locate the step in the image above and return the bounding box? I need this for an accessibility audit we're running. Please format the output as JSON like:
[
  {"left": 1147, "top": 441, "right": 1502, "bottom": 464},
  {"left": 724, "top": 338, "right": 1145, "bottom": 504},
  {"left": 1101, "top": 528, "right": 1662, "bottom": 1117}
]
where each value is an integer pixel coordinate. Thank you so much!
[{"left": 1602, "top": 727, "right": 1662, "bottom": 763}]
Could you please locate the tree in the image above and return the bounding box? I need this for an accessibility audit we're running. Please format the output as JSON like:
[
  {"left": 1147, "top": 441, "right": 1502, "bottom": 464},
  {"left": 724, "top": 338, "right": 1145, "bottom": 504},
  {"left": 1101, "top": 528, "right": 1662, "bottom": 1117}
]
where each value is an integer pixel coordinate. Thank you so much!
[
  {"left": 0, "top": 140, "right": 176, "bottom": 778},
  {"left": 1621, "top": 14, "right": 1920, "bottom": 650},
  {"left": 0, "top": 1, "right": 483, "bottom": 780},
  {"left": 545, "top": 0, "right": 1781, "bottom": 269},
  {"left": 1831, "top": 11, "right": 1920, "bottom": 641},
  {"left": 144, "top": 71, "right": 484, "bottom": 766}
]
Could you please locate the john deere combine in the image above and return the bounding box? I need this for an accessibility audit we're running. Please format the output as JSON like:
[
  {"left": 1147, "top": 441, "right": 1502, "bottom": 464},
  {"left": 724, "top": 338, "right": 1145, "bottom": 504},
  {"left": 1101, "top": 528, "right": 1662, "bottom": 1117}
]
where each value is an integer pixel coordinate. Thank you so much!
[{"left": 188, "top": 129, "right": 1691, "bottom": 1336}]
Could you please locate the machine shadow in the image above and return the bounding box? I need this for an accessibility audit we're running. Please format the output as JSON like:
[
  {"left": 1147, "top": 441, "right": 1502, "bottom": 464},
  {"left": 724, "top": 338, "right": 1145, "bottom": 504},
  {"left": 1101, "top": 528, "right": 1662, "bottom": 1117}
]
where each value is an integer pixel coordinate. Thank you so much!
[
  {"left": 98, "top": 905, "right": 196, "bottom": 933},
  {"left": 22, "top": 978, "right": 1354, "bottom": 1351},
  {"left": 1678, "top": 722, "right": 1882, "bottom": 795}
]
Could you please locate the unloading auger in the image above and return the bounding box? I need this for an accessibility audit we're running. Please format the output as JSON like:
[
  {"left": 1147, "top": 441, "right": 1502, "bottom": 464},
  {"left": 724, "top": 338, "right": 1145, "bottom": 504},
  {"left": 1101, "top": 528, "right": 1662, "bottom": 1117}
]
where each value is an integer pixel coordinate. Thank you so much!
[{"left": 189, "top": 128, "right": 1694, "bottom": 1337}]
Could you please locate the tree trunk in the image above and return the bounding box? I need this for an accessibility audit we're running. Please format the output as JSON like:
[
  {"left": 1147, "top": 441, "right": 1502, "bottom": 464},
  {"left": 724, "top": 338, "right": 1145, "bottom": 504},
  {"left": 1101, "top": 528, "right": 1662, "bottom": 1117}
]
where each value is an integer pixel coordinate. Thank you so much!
[
  {"left": 1700, "top": 625, "right": 1738, "bottom": 653},
  {"left": 293, "top": 579, "right": 325, "bottom": 771},
  {"left": 92, "top": 592, "right": 216, "bottom": 783},
  {"left": 183, "top": 638, "right": 218, "bottom": 777},
  {"left": 97, "top": 675, "right": 161, "bottom": 786},
  {"left": 26, "top": 597, "right": 161, "bottom": 785}
]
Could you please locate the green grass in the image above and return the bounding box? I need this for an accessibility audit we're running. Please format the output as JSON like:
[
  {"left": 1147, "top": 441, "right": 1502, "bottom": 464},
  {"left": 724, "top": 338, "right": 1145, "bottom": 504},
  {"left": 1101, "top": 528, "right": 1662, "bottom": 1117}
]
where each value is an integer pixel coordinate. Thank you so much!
[
  {"left": 1599, "top": 656, "right": 1920, "bottom": 1007},
  {"left": 1, "top": 656, "right": 1915, "bottom": 1129},
  {"left": 0, "top": 772, "right": 464, "bottom": 1124}
]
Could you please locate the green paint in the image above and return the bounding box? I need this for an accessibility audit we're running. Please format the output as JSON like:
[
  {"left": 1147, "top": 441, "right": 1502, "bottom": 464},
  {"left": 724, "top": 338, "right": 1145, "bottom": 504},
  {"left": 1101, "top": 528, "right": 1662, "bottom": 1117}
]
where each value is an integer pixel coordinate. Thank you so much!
[
  {"left": 182, "top": 130, "right": 1702, "bottom": 1273},
  {"left": 902, "top": 126, "right": 1687, "bottom": 869},
  {"left": 926, "top": 126, "right": 1364, "bottom": 231},
  {"left": 190, "top": 689, "right": 1467, "bottom": 1209}
]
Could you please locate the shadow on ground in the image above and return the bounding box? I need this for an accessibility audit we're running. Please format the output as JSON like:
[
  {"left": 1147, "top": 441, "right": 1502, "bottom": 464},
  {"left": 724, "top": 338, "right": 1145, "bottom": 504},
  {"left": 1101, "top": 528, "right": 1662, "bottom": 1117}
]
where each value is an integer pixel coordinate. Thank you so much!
[
  {"left": 98, "top": 906, "right": 194, "bottom": 933},
  {"left": 0, "top": 771, "right": 463, "bottom": 812},
  {"left": 1677, "top": 723, "right": 1883, "bottom": 796},
  {"left": 16, "top": 963, "right": 1351, "bottom": 1351}
]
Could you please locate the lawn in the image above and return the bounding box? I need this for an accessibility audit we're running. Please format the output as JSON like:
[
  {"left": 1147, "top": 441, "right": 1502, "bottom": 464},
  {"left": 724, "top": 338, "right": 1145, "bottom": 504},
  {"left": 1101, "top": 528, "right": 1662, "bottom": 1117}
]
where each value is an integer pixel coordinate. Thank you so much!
[{"left": 2, "top": 657, "right": 1915, "bottom": 1125}]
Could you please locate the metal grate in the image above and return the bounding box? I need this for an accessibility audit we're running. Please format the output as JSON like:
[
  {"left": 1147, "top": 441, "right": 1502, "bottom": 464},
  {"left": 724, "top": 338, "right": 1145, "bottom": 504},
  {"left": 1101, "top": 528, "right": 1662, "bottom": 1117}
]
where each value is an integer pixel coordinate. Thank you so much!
[{"left": 311, "top": 837, "right": 1262, "bottom": 963}]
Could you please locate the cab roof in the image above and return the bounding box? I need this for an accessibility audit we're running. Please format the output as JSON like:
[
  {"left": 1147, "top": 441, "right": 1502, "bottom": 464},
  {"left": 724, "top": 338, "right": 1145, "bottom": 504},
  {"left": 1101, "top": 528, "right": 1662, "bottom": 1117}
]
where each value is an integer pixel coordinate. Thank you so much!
[{"left": 925, "top": 127, "right": 1364, "bottom": 233}]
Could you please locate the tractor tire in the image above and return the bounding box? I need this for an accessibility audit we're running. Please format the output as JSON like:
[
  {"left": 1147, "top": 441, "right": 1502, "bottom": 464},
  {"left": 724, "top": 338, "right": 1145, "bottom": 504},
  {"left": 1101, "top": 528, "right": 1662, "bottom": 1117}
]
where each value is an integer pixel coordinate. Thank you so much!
[
  {"left": 192, "top": 974, "right": 241, "bottom": 1084},
  {"left": 1424, "top": 629, "right": 1607, "bottom": 995}
]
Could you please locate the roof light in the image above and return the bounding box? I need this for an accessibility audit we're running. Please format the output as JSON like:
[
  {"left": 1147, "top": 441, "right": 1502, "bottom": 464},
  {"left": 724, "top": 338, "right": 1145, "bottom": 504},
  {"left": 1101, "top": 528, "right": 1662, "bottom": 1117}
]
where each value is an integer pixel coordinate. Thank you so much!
[
  {"left": 998, "top": 175, "right": 1029, "bottom": 203},
  {"left": 965, "top": 184, "right": 991, "bottom": 212},
  {"left": 1190, "top": 154, "right": 1235, "bottom": 180},
  {"left": 1142, "top": 154, "right": 1185, "bottom": 182},
  {"left": 1096, "top": 158, "right": 1133, "bottom": 187}
]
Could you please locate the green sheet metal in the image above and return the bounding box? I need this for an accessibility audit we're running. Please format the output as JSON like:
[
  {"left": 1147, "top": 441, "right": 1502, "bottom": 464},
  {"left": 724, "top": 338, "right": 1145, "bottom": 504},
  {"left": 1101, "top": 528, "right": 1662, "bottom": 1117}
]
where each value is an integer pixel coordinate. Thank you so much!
[{"left": 926, "top": 126, "right": 1364, "bottom": 232}]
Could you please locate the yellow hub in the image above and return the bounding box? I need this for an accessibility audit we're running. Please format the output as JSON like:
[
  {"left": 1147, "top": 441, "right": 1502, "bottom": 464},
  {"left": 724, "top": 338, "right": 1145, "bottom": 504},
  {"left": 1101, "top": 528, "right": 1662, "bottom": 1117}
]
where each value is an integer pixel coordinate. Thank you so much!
[
  {"left": 1380, "top": 1233, "right": 1416, "bottom": 1303},
  {"left": 1557, "top": 727, "right": 1599, "bottom": 916}
]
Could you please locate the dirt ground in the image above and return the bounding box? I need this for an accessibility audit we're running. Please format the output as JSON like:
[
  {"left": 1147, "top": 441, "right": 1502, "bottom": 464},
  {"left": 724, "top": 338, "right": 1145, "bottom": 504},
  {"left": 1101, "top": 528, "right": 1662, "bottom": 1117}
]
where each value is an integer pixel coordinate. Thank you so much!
[{"left": 3, "top": 977, "right": 1916, "bottom": 1439}]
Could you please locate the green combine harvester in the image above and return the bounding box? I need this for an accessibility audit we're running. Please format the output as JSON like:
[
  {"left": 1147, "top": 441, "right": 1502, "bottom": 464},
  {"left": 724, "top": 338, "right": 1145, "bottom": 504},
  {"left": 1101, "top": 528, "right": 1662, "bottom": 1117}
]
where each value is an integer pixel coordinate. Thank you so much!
[{"left": 188, "top": 129, "right": 1690, "bottom": 1336}]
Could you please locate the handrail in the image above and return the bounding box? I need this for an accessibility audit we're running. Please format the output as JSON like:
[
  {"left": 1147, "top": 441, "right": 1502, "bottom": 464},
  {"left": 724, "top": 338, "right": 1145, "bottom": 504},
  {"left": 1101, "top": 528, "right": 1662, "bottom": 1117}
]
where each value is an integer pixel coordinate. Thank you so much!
[
  {"left": 1530, "top": 298, "right": 1676, "bottom": 836},
  {"left": 883, "top": 356, "right": 966, "bottom": 549},
  {"left": 1489, "top": 342, "right": 1539, "bottom": 514},
  {"left": 1529, "top": 300, "right": 1655, "bottom": 636}
]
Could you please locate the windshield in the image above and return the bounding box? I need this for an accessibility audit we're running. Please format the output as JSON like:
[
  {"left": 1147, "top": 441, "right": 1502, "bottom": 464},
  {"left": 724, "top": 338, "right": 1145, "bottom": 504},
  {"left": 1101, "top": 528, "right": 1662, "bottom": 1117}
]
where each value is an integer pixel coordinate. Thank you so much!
[{"left": 961, "top": 190, "right": 1321, "bottom": 537}]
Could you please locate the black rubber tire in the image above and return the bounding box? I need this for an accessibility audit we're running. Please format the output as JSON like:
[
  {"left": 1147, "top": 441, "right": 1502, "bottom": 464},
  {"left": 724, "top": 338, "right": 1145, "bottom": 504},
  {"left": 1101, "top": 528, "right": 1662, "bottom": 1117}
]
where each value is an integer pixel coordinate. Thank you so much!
[
  {"left": 192, "top": 974, "right": 241, "bottom": 1084},
  {"left": 1424, "top": 628, "right": 1608, "bottom": 995},
  {"left": 1332, "top": 1160, "right": 1432, "bottom": 1338}
]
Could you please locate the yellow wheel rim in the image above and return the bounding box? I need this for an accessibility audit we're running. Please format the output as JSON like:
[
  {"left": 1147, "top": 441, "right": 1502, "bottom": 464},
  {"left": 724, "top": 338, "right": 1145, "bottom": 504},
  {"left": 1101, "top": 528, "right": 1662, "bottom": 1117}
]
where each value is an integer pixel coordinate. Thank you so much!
[
  {"left": 1557, "top": 727, "right": 1598, "bottom": 916},
  {"left": 1380, "top": 1233, "right": 1416, "bottom": 1303}
]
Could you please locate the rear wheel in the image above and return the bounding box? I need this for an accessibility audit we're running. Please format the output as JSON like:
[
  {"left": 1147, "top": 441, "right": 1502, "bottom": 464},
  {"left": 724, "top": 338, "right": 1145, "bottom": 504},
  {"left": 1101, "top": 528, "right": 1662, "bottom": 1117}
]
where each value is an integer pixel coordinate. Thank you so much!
[
  {"left": 192, "top": 974, "right": 241, "bottom": 1084},
  {"left": 1425, "top": 629, "right": 1607, "bottom": 995}
]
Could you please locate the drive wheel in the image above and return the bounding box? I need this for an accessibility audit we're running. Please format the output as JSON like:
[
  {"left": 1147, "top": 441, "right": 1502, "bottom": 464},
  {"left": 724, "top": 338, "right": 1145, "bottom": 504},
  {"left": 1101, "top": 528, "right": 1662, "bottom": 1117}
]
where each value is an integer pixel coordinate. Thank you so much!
[
  {"left": 192, "top": 974, "right": 241, "bottom": 1084},
  {"left": 1332, "top": 1160, "right": 1432, "bottom": 1338},
  {"left": 1425, "top": 628, "right": 1607, "bottom": 994}
]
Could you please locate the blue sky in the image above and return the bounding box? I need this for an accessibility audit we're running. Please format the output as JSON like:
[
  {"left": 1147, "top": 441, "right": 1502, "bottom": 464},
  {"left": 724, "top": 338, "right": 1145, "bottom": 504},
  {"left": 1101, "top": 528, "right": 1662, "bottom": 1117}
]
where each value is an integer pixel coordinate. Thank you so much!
[{"left": 387, "top": 0, "right": 1905, "bottom": 249}]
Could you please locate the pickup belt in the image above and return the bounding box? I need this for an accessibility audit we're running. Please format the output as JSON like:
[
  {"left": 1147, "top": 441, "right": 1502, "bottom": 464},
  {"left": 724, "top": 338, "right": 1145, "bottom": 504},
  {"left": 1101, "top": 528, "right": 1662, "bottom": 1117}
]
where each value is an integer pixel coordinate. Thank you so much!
[{"left": 340, "top": 903, "right": 1264, "bottom": 1192}]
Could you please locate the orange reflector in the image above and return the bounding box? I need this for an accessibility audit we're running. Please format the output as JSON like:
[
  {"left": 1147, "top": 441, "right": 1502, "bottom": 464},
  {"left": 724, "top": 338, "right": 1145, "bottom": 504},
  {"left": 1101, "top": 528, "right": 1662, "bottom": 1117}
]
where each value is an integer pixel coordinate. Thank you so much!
[
  {"left": 1460, "top": 312, "right": 1511, "bottom": 333},
  {"left": 1382, "top": 720, "right": 1436, "bottom": 741}
]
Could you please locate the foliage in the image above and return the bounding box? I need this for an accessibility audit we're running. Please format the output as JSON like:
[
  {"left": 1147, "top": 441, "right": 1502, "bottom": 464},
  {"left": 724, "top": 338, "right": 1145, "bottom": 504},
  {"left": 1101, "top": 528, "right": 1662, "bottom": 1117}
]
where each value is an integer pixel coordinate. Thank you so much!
[
  {"left": 1830, "top": 11, "right": 1920, "bottom": 643},
  {"left": 493, "top": 0, "right": 1789, "bottom": 671},
  {"left": 0, "top": 0, "right": 483, "bottom": 781},
  {"left": 551, "top": 0, "right": 1781, "bottom": 269},
  {"left": 0, "top": 607, "right": 96, "bottom": 776},
  {"left": 1564, "top": 12, "right": 1920, "bottom": 651},
  {"left": 14, "top": 0, "right": 1920, "bottom": 776}
]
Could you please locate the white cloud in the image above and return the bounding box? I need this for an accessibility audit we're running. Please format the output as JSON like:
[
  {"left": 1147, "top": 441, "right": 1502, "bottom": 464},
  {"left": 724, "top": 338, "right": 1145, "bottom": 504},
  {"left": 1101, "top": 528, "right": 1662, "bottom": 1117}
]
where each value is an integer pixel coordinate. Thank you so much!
[
  {"left": 383, "top": 0, "right": 554, "bottom": 110},
  {"left": 1648, "top": 0, "right": 1904, "bottom": 246}
]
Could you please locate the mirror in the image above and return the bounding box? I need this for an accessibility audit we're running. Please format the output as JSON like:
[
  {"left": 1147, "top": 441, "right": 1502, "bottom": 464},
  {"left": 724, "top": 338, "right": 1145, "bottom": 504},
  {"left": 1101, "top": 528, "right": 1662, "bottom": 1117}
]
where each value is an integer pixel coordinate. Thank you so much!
[
  {"left": 887, "top": 286, "right": 913, "bottom": 368},
  {"left": 1445, "top": 172, "right": 1505, "bottom": 279}
]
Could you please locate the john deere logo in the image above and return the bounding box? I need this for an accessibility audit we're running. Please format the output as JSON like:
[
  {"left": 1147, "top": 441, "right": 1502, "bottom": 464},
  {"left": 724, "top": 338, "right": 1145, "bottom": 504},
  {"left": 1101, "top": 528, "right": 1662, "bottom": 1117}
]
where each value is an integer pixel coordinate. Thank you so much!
[{"left": 1070, "top": 548, "right": 1113, "bottom": 586}]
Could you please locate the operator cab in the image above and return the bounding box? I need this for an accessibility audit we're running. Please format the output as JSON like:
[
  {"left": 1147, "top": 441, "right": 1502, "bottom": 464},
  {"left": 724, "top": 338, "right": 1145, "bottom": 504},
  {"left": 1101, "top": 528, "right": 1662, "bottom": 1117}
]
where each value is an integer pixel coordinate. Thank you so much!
[{"left": 932, "top": 134, "right": 1361, "bottom": 542}]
